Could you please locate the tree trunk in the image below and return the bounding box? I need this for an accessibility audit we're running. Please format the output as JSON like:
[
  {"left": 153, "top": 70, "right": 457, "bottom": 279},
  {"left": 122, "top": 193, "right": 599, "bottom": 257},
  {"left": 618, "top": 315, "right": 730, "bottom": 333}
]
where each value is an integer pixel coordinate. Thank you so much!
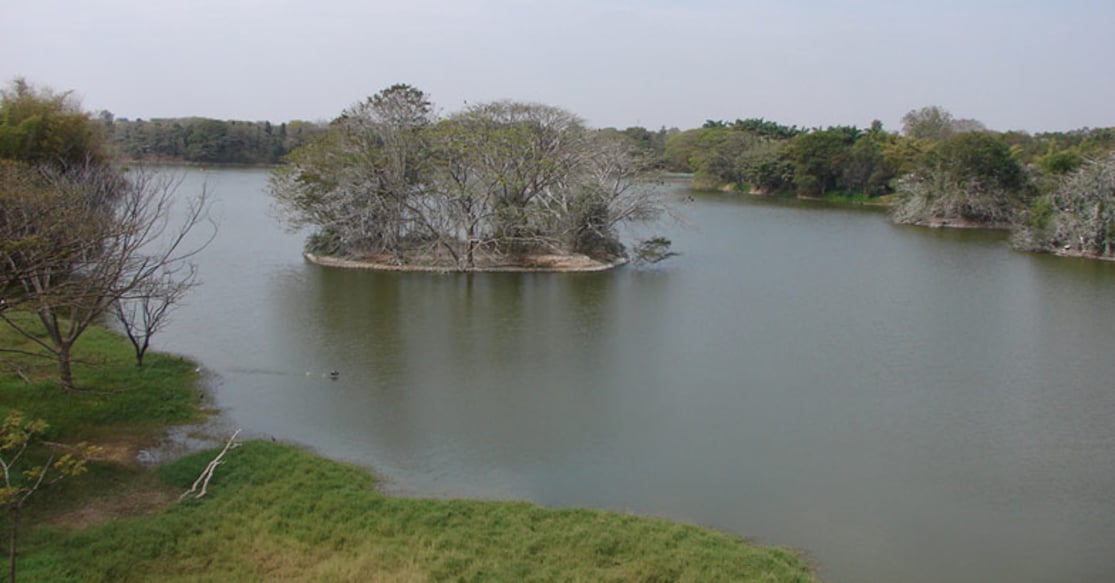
[
  {"left": 466, "top": 223, "right": 476, "bottom": 270},
  {"left": 58, "top": 342, "right": 76, "bottom": 392},
  {"left": 136, "top": 336, "right": 150, "bottom": 368},
  {"left": 9, "top": 506, "right": 19, "bottom": 583}
]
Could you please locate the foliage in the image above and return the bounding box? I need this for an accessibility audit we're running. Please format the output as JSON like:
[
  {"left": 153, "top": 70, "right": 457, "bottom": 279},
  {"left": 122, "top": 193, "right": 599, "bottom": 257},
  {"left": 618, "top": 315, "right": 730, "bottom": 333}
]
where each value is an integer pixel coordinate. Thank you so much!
[
  {"left": 1036, "top": 149, "right": 1082, "bottom": 175},
  {"left": 787, "top": 126, "right": 861, "bottom": 197},
  {"left": 703, "top": 118, "right": 801, "bottom": 140},
  {"left": 663, "top": 128, "right": 703, "bottom": 173},
  {"left": 1013, "top": 154, "right": 1115, "bottom": 257},
  {"left": 892, "top": 132, "right": 1032, "bottom": 226},
  {"left": 689, "top": 128, "right": 761, "bottom": 188},
  {"left": 106, "top": 117, "right": 325, "bottom": 165},
  {"left": 0, "top": 79, "right": 108, "bottom": 169},
  {"left": 670, "top": 120, "right": 898, "bottom": 198},
  {"left": 605, "top": 126, "right": 673, "bottom": 168},
  {"left": 729, "top": 118, "right": 803, "bottom": 140},
  {"left": 0, "top": 411, "right": 94, "bottom": 583},
  {"left": 735, "top": 140, "right": 794, "bottom": 193},
  {"left": 901, "top": 105, "right": 985, "bottom": 142},
  {"left": 18, "top": 441, "right": 818, "bottom": 582},
  {"left": 926, "top": 131, "right": 1026, "bottom": 191}
]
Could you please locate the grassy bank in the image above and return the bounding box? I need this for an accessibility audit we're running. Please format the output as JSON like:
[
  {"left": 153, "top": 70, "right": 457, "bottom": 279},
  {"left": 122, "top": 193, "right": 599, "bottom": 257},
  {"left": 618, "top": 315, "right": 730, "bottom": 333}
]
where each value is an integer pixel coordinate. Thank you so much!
[
  {"left": 0, "top": 312, "right": 203, "bottom": 444},
  {"left": 24, "top": 442, "right": 818, "bottom": 582},
  {"left": 2, "top": 316, "right": 818, "bottom": 582}
]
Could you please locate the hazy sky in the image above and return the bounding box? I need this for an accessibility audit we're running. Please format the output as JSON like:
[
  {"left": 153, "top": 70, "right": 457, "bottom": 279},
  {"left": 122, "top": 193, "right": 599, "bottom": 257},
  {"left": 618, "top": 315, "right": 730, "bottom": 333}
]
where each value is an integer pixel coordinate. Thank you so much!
[{"left": 3, "top": 0, "right": 1112, "bottom": 132}]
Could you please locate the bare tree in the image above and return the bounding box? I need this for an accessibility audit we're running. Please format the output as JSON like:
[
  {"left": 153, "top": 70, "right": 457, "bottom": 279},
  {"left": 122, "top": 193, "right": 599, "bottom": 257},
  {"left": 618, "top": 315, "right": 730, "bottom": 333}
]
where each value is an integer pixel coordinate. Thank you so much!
[
  {"left": 0, "top": 164, "right": 212, "bottom": 391},
  {"left": 113, "top": 262, "right": 199, "bottom": 367},
  {"left": 902, "top": 105, "right": 987, "bottom": 142}
]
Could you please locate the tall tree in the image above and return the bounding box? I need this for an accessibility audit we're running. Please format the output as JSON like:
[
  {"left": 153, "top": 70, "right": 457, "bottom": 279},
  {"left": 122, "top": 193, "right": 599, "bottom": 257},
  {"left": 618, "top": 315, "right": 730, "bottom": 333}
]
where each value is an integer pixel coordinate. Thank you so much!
[{"left": 902, "top": 106, "right": 986, "bottom": 142}]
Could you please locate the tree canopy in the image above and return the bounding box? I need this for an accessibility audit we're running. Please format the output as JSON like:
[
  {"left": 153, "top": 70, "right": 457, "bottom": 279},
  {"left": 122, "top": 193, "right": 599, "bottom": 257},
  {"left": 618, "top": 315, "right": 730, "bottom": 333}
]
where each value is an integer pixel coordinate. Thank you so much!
[{"left": 0, "top": 79, "right": 108, "bottom": 168}]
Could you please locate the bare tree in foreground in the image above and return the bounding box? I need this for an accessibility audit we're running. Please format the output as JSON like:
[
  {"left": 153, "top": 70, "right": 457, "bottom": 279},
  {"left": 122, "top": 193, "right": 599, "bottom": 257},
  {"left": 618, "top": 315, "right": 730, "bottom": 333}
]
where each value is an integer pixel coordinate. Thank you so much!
[
  {"left": 0, "top": 164, "right": 212, "bottom": 390},
  {"left": 113, "top": 262, "right": 200, "bottom": 367}
]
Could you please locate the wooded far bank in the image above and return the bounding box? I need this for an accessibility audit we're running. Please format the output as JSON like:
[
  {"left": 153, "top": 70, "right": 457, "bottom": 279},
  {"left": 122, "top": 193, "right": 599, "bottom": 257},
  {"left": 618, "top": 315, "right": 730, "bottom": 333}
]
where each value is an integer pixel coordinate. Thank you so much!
[{"left": 12, "top": 76, "right": 1115, "bottom": 261}]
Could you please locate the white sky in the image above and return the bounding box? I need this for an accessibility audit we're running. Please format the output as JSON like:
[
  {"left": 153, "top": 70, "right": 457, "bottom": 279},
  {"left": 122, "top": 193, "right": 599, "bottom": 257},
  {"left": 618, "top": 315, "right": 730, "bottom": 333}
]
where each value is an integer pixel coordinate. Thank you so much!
[{"left": 2, "top": 0, "right": 1112, "bottom": 133}]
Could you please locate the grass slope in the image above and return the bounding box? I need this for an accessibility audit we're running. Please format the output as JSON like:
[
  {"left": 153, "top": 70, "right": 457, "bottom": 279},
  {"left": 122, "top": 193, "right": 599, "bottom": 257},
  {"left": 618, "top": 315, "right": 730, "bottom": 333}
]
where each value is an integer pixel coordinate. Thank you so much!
[
  {"left": 25, "top": 441, "right": 817, "bottom": 582},
  {"left": 0, "top": 312, "right": 203, "bottom": 440}
]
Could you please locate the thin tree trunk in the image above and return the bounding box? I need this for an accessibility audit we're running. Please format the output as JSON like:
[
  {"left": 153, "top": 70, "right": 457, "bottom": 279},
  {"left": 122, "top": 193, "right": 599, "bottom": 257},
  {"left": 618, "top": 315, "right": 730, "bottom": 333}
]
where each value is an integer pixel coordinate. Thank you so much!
[
  {"left": 9, "top": 506, "right": 19, "bottom": 583},
  {"left": 58, "top": 343, "right": 75, "bottom": 392}
]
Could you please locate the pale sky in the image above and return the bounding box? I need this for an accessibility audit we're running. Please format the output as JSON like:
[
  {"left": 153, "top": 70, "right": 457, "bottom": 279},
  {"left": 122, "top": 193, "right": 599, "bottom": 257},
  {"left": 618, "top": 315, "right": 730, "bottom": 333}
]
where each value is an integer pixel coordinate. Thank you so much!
[{"left": 2, "top": 0, "right": 1112, "bottom": 133}]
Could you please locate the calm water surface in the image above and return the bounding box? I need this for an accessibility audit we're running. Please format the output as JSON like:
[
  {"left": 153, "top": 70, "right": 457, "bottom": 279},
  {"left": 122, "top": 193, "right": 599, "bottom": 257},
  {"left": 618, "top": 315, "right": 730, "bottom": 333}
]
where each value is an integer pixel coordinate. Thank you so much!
[{"left": 161, "top": 168, "right": 1115, "bottom": 583}]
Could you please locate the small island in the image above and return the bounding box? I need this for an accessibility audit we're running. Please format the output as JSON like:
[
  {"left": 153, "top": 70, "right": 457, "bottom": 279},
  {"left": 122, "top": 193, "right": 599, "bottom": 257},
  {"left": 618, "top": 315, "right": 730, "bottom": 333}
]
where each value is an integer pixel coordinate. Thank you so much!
[{"left": 271, "top": 85, "right": 670, "bottom": 272}]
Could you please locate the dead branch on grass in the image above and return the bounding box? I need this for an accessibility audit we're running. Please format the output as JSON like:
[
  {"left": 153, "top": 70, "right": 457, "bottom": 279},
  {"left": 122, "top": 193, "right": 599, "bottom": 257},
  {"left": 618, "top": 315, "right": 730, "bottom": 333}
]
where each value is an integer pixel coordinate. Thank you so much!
[{"left": 180, "top": 429, "right": 240, "bottom": 500}]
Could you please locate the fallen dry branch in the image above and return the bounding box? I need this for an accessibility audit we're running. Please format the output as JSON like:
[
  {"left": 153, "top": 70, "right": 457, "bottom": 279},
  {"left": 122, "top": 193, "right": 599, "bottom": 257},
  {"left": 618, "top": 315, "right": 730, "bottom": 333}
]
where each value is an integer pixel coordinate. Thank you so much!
[{"left": 180, "top": 429, "right": 240, "bottom": 500}]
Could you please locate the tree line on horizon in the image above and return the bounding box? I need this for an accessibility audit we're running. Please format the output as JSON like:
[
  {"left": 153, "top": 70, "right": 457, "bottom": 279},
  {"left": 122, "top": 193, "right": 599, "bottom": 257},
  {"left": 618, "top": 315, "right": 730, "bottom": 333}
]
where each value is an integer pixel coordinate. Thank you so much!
[
  {"left": 6, "top": 74, "right": 1115, "bottom": 261},
  {"left": 103, "top": 115, "right": 326, "bottom": 165}
]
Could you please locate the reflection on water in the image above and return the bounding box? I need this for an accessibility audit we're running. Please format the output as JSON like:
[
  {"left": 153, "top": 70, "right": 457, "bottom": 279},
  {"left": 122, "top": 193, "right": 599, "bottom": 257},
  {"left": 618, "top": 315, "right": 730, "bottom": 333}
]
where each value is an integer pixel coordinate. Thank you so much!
[{"left": 157, "top": 169, "right": 1115, "bottom": 583}]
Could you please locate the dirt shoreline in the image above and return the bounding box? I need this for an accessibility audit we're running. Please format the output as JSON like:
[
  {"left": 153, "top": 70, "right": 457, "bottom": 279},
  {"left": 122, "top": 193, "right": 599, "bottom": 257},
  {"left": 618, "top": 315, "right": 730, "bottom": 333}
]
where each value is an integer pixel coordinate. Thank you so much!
[
  {"left": 1048, "top": 248, "right": 1115, "bottom": 262},
  {"left": 304, "top": 253, "right": 627, "bottom": 273},
  {"left": 902, "top": 217, "right": 1015, "bottom": 230}
]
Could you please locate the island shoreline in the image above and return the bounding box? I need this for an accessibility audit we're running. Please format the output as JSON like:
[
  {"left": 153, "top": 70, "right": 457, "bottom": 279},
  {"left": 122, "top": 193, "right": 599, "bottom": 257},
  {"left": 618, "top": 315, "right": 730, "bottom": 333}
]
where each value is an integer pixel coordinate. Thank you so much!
[{"left": 304, "top": 252, "right": 628, "bottom": 273}]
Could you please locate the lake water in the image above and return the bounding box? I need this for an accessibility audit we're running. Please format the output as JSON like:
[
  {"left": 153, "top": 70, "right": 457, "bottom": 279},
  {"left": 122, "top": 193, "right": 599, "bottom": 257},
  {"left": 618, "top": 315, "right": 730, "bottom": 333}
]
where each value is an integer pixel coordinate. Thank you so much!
[{"left": 159, "top": 167, "right": 1115, "bottom": 583}]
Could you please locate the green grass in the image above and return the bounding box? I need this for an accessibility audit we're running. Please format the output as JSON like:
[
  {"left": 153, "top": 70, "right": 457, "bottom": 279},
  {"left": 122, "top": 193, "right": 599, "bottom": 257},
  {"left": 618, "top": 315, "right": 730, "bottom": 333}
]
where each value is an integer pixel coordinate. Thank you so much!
[
  {"left": 2, "top": 315, "right": 818, "bottom": 582},
  {"left": 22, "top": 441, "right": 818, "bottom": 582},
  {"left": 0, "top": 311, "right": 203, "bottom": 441}
]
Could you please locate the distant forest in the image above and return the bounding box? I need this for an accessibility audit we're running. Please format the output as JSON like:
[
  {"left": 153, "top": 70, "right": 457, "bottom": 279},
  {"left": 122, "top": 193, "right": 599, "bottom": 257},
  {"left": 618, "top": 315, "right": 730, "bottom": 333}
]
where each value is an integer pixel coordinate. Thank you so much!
[
  {"left": 102, "top": 114, "right": 327, "bottom": 165},
  {"left": 101, "top": 114, "right": 680, "bottom": 168},
  {"left": 101, "top": 110, "right": 1115, "bottom": 189}
]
